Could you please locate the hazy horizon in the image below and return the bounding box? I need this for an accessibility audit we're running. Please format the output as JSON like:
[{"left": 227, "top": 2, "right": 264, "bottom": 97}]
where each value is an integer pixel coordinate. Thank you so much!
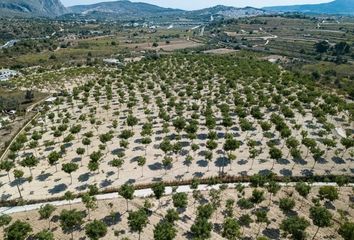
[{"left": 61, "top": 0, "right": 333, "bottom": 10}]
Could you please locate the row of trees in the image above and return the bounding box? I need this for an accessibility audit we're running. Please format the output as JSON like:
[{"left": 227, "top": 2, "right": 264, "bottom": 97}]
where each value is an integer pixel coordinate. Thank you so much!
[{"left": 1, "top": 178, "right": 353, "bottom": 240}]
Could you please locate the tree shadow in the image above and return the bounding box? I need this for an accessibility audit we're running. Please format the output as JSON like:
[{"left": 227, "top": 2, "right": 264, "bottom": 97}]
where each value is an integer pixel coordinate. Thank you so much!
[
  {"left": 238, "top": 171, "right": 248, "bottom": 176},
  {"left": 284, "top": 209, "right": 298, "bottom": 217},
  {"left": 316, "top": 157, "right": 327, "bottom": 165},
  {"left": 215, "top": 156, "right": 228, "bottom": 168},
  {"left": 71, "top": 157, "right": 81, "bottom": 164},
  {"left": 259, "top": 158, "right": 268, "bottom": 164},
  {"left": 293, "top": 158, "right": 307, "bottom": 165},
  {"left": 197, "top": 133, "right": 207, "bottom": 141},
  {"left": 238, "top": 159, "right": 248, "bottom": 165},
  {"left": 130, "top": 156, "right": 141, "bottom": 163},
  {"left": 36, "top": 173, "right": 52, "bottom": 182},
  {"left": 148, "top": 162, "right": 163, "bottom": 171},
  {"left": 216, "top": 149, "right": 224, "bottom": 155},
  {"left": 175, "top": 174, "right": 184, "bottom": 181},
  {"left": 180, "top": 149, "right": 189, "bottom": 156},
  {"left": 217, "top": 132, "right": 225, "bottom": 139},
  {"left": 111, "top": 148, "right": 124, "bottom": 156},
  {"left": 180, "top": 141, "right": 190, "bottom": 148},
  {"left": 106, "top": 171, "right": 115, "bottom": 177},
  {"left": 332, "top": 156, "right": 345, "bottom": 164},
  {"left": 48, "top": 183, "right": 68, "bottom": 195},
  {"left": 180, "top": 214, "right": 192, "bottom": 224},
  {"left": 262, "top": 227, "right": 280, "bottom": 239},
  {"left": 155, "top": 136, "right": 163, "bottom": 141},
  {"left": 155, "top": 130, "right": 163, "bottom": 135},
  {"left": 76, "top": 184, "right": 88, "bottom": 191},
  {"left": 125, "top": 179, "right": 136, "bottom": 184},
  {"left": 258, "top": 169, "right": 273, "bottom": 176},
  {"left": 324, "top": 201, "right": 336, "bottom": 210},
  {"left": 44, "top": 146, "right": 55, "bottom": 152},
  {"left": 301, "top": 169, "right": 314, "bottom": 176},
  {"left": 193, "top": 172, "right": 204, "bottom": 178},
  {"left": 1, "top": 193, "right": 12, "bottom": 201},
  {"left": 78, "top": 172, "right": 90, "bottom": 182},
  {"left": 280, "top": 168, "right": 292, "bottom": 176},
  {"left": 196, "top": 160, "right": 208, "bottom": 168},
  {"left": 276, "top": 158, "right": 290, "bottom": 165},
  {"left": 133, "top": 146, "right": 144, "bottom": 151},
  {"left": 100, "top": 179, "right": 113, "bottom": 188},
  {"left": 101, "top": 212, "right": 122, "bottom": 226},
  {"left": 63, "top": 142, "right": 73, "bottom": 148},
  {"left": 10, "top": 178, "right": 25, "bottom": 187}
]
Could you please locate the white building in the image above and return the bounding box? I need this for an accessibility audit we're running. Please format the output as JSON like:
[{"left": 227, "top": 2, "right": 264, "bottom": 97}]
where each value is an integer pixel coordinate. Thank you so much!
[
  {"left": 0, "top": 69, "right": 18, "bottom": 81},
  {"left": 103, "top": 58, "right": 123, "bottom": 66},
  {"left": 45, "top": 97, "right": 57, "bottom": 104}
]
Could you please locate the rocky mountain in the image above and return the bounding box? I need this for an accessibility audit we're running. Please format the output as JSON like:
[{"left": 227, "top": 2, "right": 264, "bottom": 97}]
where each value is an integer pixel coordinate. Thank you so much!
[
  {"left": 0, "top": 0, "right": 67, "bottom": 17},
  {"left": 68, "top": 0, "right": 184, "bottom": 18},
  {"left": 264, "top": 0, "right": 354, "bottom": 15}
]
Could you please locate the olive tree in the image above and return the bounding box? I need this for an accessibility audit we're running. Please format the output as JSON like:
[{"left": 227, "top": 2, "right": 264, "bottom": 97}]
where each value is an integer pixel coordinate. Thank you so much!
[{"left": 85, "top": 220, "right": 108, "bottom": 240}]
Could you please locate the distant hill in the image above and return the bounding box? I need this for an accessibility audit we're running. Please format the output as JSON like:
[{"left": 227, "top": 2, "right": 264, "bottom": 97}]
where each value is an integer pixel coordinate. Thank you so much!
[
  {"left": 68, "top": 0, "right": 184, "bottom": 19},
  {"left": 264, "top": 0, "right": 354, "bottom": 15},
  {"left": 0, "top": 0, "right": 67, "bottom": 17},
  {"left": 66, "top": 1, "right": 270, "bottom": 20},
  {"left": 189, "top": 5, "right": 269, "bottom": 18}
]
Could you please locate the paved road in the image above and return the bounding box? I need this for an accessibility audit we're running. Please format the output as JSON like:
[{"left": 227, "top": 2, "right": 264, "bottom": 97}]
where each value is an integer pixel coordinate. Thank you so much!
[{"left": 1, "top": 182, "right": 351, "bottom": 215}]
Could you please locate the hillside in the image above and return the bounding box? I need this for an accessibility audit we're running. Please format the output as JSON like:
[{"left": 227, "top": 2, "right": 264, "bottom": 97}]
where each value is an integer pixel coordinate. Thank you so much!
[
  {"left": 0, "top": 0, "right": 67, "bottom": 17},
  {"left": 67, "top": 1, "right": 270, "bottom": 20},
  {"left": 189, "top": 5, "right": 269, "bottom": 18},
  {"left": 264, "top": 0, "right": 354, "bottom": 15},
  {"left": 68, "top": 0, "right": 184, "bottom": 19}
]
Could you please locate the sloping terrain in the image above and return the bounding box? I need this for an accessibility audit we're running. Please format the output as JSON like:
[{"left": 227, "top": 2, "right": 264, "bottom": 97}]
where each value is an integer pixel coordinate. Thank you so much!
[
  {"left": 264, "top": 0, "right": 354, "bottom": 15},
  {"left": 189, "top": 5, "right": 269, "bottom": 19},
  {"left": 68, "top": 0, "right": 184, "bottom": 18},
  {"left": 67, "top": 1, "right": 270, "bottom": 20},
  {"left": 0, "top": 0, "right": 67, "bottom": 17}
]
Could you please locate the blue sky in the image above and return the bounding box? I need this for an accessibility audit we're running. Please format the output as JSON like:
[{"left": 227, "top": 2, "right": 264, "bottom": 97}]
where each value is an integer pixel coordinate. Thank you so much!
[{"left": 61, "top": 0, "right": 333, "bottom": 10}]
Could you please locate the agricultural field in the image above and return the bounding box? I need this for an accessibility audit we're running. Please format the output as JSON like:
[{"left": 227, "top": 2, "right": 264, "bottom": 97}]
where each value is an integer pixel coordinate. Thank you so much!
[
  {"left": 206, "top": 15, "right": 354, "bottom": 98},
  {"left": 0, "top": 54, "right": 353, "bottom": 203},
  {"left": 210, "top": 16, "right": 354, "bottom": 58},
  {"left": 12, "top": 67, "right": 113, "bottom": 92},
  {"left": 0, "top": 24, "right": 197, "bottom": 69},
  {"left": 1, "top": 2, "right": 354, "bottom": 239},
  {"left": 0, "top": 87, "right": 48, "bottom": 156},
  {"left": 0, "top": 184, "right": 353, "bottom": 240}
]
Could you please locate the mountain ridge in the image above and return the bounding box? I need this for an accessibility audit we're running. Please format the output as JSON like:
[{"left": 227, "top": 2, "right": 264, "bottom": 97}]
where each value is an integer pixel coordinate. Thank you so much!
[
  {"left": 1, "top": 0, "right": 351, "bottom": 19},
  {"left": 67, "top": 1, "right": 269, "bottom": 20},
  {"left": 264, "top": 0, "right": 354, "bottom": 15},
  {"left": 68, "top": 0, "right": 183, "bottom": 16}
]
